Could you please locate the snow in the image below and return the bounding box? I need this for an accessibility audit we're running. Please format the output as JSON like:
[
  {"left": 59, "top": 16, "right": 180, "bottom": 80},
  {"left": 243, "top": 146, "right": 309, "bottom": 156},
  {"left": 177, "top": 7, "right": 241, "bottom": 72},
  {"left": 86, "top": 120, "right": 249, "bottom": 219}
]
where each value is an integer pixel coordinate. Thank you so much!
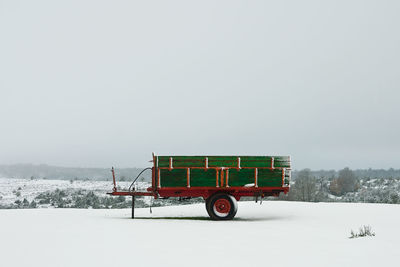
[{"left": 0, "top": 201, "right": 398, "bottom": 267}]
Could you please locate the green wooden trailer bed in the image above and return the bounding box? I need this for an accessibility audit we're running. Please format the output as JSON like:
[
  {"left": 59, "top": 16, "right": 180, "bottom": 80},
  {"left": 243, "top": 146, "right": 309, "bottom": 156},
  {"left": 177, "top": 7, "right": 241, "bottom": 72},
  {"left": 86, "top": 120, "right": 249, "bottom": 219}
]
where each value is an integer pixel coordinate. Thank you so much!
[{"left": 109, "top": 154, "right": 291, "bottom": 220}]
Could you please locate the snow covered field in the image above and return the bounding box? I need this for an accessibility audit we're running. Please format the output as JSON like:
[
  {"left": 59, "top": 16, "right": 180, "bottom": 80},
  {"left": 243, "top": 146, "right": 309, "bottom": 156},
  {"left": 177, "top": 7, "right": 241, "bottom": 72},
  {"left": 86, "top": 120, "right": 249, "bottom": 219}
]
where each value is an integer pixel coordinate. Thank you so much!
[
  {"left": 0, "top": 178, "right": 149, "bottom": 206},
  {"left": 0, "top": 201, "right": 398, "bottom": 267}
]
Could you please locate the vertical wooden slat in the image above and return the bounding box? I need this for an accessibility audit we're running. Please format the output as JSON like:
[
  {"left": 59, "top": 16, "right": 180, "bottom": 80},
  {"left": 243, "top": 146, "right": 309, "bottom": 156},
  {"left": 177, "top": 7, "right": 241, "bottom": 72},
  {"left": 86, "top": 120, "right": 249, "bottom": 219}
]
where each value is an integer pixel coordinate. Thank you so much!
[
  {"left": 255, "top": 168, "right": 258, "bottom": 188},
  {"left": 187, "top": 168, "right": 190, "bottom": 188},
  {"left": 157, "top": 168, "right": 161, "bottom": 188},
  {"left": 216, "top": 169, "right": 219, "bottom": 187}
]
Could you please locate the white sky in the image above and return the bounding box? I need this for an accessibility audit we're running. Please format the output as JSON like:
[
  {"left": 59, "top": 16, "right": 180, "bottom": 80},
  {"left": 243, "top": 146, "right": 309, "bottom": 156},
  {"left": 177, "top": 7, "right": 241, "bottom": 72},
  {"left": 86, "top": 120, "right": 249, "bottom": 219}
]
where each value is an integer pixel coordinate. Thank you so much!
[{"left": 1, "top": 0, "right": 399, "bottom": 169}]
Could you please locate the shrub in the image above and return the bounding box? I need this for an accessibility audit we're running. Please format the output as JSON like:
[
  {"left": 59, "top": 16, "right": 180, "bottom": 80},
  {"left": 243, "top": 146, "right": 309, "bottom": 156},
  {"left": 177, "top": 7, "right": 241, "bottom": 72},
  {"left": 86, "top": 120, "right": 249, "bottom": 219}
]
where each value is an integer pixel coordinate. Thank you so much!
[
  {"left": 29, "top": 200, "right": 37, "bottom": 208},
  {"left": 349, "top": 225, "right": 375, "bottom": 238}
]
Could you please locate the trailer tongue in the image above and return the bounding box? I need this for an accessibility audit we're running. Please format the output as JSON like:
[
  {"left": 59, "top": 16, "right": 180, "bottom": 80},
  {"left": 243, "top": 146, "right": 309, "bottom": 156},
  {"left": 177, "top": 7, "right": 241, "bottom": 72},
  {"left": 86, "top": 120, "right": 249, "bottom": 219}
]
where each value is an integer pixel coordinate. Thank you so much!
[{"left": 108, "top": 154, "right": 291, "bottom": 220}]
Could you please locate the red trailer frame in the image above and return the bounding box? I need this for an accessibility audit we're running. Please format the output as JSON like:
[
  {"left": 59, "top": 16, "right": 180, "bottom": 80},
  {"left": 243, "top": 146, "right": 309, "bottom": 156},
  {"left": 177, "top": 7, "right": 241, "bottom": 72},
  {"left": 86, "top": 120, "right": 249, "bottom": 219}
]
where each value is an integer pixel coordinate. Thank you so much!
[{"left": 108, "top": 154, "right": 290, "bottom": 220}]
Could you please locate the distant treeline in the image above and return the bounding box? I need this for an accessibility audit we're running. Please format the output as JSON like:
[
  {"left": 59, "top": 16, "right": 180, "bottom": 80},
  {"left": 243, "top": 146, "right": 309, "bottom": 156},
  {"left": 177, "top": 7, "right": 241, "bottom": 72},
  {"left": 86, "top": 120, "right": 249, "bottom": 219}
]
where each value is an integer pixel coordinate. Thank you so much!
[
  {"left": 0, "top": 164, "right": 151, "bottom": 181},
  {"left": 292, "top": 168, "right": 400, "bottom": 180},
  {"left": 1, "top": 164, "right": 399, "bottom": 182},
  {"left": 281, "top": 167, "right": 400, "bottom": 204}
]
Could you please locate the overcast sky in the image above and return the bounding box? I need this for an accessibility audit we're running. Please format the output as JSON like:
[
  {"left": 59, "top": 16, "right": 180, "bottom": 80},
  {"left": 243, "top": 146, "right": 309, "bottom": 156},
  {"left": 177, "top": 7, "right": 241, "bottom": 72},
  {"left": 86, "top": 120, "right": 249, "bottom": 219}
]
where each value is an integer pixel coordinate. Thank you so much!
[{"left": 0, "top": 0, "right": 399, "bottom": 170}]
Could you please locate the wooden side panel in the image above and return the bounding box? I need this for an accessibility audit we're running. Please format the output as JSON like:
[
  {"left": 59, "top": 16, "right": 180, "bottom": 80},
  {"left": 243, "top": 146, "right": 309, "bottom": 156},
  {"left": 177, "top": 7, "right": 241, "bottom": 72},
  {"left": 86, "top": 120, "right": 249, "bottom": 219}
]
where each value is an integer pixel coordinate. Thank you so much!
[
  {"left": 159, "top": 169, "right": 187, "bottom": 187},
  {"left": 228, "top": 169, "right": 255, "bottom": 187},
  {"left": 240, "top": 156, "right": 271, "bottom": 167},
  {"left": 157, "top": 156, "right": 290, "bottom": 168},
  {"left": 190, "top": 169, "right": 217, "bottom": 187},
  {"left": 258, "top": 169, "right": 284, "bottom": 187},
  {"left": 237, "top": 156, "right": 290, "bottom": 168},
  {"left": 273, "top": 156, "right": 291, "bottom": 168},
  {"left": 207, "top": 156, "right": 237, "bottom": 167},
  {"left": 156, "top": 156, "right": 290, "bottom": 188},
  {"left": 158, "top": 156, "right": 205, "bottom": 168}
]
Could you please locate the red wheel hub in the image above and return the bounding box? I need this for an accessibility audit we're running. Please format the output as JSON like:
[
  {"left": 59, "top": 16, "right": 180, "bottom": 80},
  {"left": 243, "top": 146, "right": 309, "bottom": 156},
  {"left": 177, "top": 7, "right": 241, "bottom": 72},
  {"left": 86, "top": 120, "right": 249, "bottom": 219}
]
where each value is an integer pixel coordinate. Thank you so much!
[{"left": 214, "top": 199, "right": 231, "bottom": 214}]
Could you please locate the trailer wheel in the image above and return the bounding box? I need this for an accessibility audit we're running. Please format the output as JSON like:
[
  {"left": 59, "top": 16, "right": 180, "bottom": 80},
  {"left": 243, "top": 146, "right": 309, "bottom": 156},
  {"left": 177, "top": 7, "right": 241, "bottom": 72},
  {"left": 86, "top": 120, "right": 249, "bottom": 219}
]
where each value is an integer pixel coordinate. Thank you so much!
[{"left": 206, "top": 193, "right": 238, "bottom": 220}]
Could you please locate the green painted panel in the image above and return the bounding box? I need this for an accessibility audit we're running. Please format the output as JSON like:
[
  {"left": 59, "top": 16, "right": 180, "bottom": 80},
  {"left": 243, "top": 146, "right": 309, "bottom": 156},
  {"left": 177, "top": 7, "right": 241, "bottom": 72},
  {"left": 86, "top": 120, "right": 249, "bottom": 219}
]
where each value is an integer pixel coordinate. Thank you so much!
[
  {"left": 240, "top": 156, "right": 272, "bottom": 167},
  {"left": 258, "top": 169, "right": 283, "bottom": 187},
  {"left": 157, "top": 156, "right": 290, "bottom": 188},
  {"left": 157, "top": 155, "right": 290, "bottom": 168},
  {"left": 273, "top": 159, "right": 291, "bottom": 168},
  {"left": 158, "top": 156, "right": 206, "bottom": 168},
  {"left": 190, "top": 169, "right": 217, "bottom": 187},
  {"left": 208, "top": 156, "right": 237, "bottom": 167},
  {"left": 159, "top": 167, "right": 289, "bottom": 188},
  {"left": 228, "top": 169, "right": 255, "bottom": 187},
  {"left": 160, "top": 169, "right": 187, "bottom": 187}
]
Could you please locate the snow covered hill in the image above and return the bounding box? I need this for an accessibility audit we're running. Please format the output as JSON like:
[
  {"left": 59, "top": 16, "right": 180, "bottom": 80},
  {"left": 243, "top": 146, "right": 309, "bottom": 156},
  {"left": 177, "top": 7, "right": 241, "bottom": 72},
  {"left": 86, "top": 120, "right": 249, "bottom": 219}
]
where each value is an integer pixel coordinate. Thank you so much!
[
  {"left": 0, "top": 178, "right": 150, "bottom": 208},
  {"left": 0, "top": 201, "right": 398, "bottom": 267}
]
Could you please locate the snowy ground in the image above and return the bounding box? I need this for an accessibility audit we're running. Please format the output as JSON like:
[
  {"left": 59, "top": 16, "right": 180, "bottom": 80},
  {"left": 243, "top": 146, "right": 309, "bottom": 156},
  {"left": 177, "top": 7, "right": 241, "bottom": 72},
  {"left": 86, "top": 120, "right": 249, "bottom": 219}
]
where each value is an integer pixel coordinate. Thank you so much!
[{"left": 0, "top": 201, "right": 398, "bottom": 267}]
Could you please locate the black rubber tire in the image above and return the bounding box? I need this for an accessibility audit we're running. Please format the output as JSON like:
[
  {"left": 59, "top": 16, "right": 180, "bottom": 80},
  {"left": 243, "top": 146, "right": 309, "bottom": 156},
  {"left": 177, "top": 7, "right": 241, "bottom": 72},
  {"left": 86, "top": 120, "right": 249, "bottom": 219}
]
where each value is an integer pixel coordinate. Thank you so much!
[{"left": 205, "top": 193, "right": 238, "bottom": 220}]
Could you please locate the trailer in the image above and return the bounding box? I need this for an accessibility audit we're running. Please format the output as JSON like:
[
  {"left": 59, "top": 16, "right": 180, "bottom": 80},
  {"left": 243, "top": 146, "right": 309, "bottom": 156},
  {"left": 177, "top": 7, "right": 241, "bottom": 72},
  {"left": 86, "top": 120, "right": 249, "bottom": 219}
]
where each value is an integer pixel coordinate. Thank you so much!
[{"left": 108, "top": 154, "right": 291, "bottom": 220}]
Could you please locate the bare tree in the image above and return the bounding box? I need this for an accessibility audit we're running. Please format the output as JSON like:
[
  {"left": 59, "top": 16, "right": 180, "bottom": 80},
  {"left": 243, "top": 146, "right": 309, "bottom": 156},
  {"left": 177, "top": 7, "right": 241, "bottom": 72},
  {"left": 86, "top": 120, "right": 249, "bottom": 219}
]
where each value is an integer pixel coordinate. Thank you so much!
[
  {"left": 292, "top": 169, "right": 317, "bottom": 202},
  {"left": 329, "top": 167, "right": 359, "bottom": 196}
]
